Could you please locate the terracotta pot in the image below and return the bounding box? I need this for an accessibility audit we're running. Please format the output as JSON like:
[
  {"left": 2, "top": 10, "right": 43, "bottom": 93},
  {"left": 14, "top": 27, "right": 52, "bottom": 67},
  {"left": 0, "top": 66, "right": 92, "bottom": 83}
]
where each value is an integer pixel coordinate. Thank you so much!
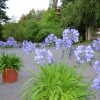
[{"left": 2, "top": 68, "right": 18, "bottom": 83}]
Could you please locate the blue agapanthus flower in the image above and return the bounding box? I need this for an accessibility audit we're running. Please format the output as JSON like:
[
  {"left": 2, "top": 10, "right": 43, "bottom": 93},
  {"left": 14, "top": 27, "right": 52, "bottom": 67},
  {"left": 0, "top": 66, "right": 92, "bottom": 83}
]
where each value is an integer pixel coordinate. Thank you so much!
[
  {"left": 92, "top": 38, "right": 100, "bottom": 51},
  {"left": 0, "top": 37, "right": 19, "bottom": 48},
  {"left": 2, "top": 42, "right": 8, "bottom": 46},
  {"left": 7, "top": 40, "right": 19, "bottom": 48},
  {"left": 34, "top": 48, "right": 53, "bottom": 65},
  {"left": 29, "top": 41, "right": 36, "bottom": 51},
  {"left": 22, "top": 40, "right": 31, "bottom": 54},
  {"left": 7, "top": 37, "right": 19, "bottom": 48},
  {"left": 93, "top": 61, "right": 100, "bottom": 73},
  {"left": 45, "top": 34, "right": 57, "bottom": 46},
  {"left": 0, "top": 41, "right": 7, "bottom": 47},
  {"left": 92, "top": 75, "right": 100, "bottom": 90},
  {"left": 74, "top": 45, "right": 94, "bottom": 63},
  {"left": 55, "top": 39, "right": 63, "bottom": 49},
  {"left": 8, "top": 37, "right": 14, "bottom": 41},
  {"left": 22, "top": 40, "right": 36, "bottom": 54},
  {"left": 62, "top": 29, "right": 79, "bottom": 48}
]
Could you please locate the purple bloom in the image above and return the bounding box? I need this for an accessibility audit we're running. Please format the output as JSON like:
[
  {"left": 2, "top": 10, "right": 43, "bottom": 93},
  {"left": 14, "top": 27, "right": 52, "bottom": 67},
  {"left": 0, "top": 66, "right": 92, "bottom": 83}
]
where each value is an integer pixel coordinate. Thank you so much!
[
  {"left": 34, "top": 48, "right": 53, "bottom": 65},
  {"left": 2, "top": 42, "right": 8, "bottom": 47},
  {"left": 55, "top": 39, "right": 63, "bottom": 49},
  {"left": 92, "top": 38, "right": 100, "bottom": 51},
  {"left": 29, "top": 41, "right": 36, "bottom": 51},
  {"left": 12, "top": 41, "right": 19, "bottom": 48},
  {"left": 22, "top": 40, "right": 32, "bottom": 54},
  {"left": 22, "top": 40, "right": 37, "bottom": 54},
  {"left": 74, "top": 45, "right": 94, "bottom": 63},
  {"left": 62, "top": 29, "right": 79, "bottom": 47},
  {"left": 92, "top": 75, "right": 100, "bottom": 90},
  {"left": 63, "top": 39, "right": 72, "bottom": 48},
  {"left": 93, "top": 61, "right": 100, "bottom": 73},
  {"left": 40, "top": 42, "right": 45, "bottom": 49},
  {"left": 6, "top": 37, "right": 19, "bottom": 48},
  {"left": 45, "top": 34, "right": 57, "bottom": 46},
  {"left": 0, "top": 37, "right": 19, "bottom": 48},
  {"left": 0, "top": 41, "right": 5, "bottom": 47},
  {"left": 8, "top": 37, "right": 14, "bottom": 41}
]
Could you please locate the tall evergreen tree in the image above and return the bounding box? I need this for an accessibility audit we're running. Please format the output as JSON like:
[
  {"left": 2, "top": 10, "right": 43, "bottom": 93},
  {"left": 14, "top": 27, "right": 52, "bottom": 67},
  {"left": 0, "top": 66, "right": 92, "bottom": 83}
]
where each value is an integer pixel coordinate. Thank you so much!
[
  {"left": 49, "top": 0, "right": 58, "bottom": 10},
  {"left": 0, "top": 0, "right": 9, "bottom": 40}
]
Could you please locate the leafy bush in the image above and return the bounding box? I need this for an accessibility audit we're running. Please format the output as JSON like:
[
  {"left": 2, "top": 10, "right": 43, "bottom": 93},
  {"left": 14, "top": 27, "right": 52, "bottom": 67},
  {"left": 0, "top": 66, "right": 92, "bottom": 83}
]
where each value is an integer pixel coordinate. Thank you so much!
[{"left": 22, "top": 64, "right": 92, "bottom": 100}]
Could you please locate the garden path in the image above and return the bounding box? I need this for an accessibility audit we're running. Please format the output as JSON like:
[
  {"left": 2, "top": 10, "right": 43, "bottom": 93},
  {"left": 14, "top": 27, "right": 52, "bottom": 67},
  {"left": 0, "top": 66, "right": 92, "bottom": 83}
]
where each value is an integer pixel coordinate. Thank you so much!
[{"left": 0, "top": 48, "right": 100, "bottom": 100}]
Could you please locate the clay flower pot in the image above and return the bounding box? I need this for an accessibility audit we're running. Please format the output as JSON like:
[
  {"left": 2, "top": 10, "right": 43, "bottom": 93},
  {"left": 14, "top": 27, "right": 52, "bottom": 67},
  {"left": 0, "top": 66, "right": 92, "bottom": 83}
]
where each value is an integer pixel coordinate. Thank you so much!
[{"left": 2, "top": 68, "right": 18, "bottom": 83}]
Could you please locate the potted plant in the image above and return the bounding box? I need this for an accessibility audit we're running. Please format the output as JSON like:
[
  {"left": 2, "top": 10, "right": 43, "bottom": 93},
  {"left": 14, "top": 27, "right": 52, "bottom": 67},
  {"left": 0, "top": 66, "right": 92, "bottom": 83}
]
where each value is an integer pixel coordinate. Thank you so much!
[{"left": 0, "top": 53, "right": 22, "bottom": 83}]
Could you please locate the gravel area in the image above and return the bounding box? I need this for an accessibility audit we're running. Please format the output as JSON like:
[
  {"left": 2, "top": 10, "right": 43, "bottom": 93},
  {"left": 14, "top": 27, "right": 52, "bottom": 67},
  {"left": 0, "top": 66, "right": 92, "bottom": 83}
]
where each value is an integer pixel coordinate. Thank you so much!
[{"left": 0, "top": 47, "right": 100, "bottom": 100}]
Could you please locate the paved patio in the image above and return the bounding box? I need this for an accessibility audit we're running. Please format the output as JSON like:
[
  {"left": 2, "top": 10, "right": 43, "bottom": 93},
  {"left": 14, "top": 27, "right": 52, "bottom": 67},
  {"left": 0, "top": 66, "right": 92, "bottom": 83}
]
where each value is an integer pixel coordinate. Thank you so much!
[{"left": 0, "top": 48, "right": 100, "bottom": 100}]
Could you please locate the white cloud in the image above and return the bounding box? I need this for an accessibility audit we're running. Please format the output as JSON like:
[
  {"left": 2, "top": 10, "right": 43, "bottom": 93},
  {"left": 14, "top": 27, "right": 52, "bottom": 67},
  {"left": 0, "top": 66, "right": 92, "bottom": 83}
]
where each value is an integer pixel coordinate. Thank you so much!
[{"left": 6, "top": 0, "right": 49, "bottom": 20}]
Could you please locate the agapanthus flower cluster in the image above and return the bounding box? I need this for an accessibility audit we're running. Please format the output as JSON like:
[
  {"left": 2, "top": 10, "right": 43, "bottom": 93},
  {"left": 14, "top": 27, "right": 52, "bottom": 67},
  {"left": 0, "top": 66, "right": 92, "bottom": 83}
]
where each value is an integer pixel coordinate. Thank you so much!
[
  {"left": 7, "top": 37, "right": 19, "bottom": 48},
  {"left": 34, "top": 48, "right": 53, "bottom": 65},
  {"left": 74, "top": 45, "right": 94, "bottom": 63},
  {"left": 93, "top": 61, "right": 100, "bottom": 74},
  {"left": 92, "top": 75, "right": 100, "bottom": 90},
  {"left": 55, "top": 39, "right": 63, "bottom": 49},
  {"left": 92, "top": 38, "right": 100, "bottom": 51},
  {"left": 45, "top": 34, "right": 57, "bottom": 46},
  {"left": 0, "top": 41, "right": 7, "bottom": 47},
  {"left": 0, "top": 37, "right": 19, "bottom": 48},
  {"left": 22, "top": 40, "right": 36, "bottom": 54},
  {"left": 92, "top": 61, "right": 100, "bottom": 90},
  {"left": 62, "top": 29, "right": 79, "bottom": 48}
]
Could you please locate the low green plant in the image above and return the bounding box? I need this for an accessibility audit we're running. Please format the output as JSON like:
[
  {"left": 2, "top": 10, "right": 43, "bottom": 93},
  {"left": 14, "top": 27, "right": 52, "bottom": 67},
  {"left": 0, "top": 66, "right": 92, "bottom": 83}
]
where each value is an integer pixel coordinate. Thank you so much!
[
  {"left": 0, "top": 45, "right": 13, "bottom": 49},
  {"left": 0, "top": 53, "right": 22, "bottom": 72},
  {"left": 22, "top": 64, "right": 92, "bottom": 100}
]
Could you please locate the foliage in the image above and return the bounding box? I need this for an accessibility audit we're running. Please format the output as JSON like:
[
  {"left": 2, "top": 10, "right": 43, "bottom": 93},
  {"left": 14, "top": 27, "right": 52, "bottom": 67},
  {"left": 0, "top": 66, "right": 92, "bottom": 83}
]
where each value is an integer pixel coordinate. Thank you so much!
[
  {"left": 61, "top": 0, "right": 100, "bottom": 36},
  {"left": 2, "top": 22, "right": 20, "bottom": 40},
  {"left": 22, "top": 64, "right": 92, "bottom": 100},
  {"left": 0, "top": 53, "right": 22, "bottom": 71},
  {"left": 61, "top": 0, "right": 100, "bottom": 27},
  {"left": 37, "top": 8, "right": 63, "bottom": 42},
  {"left": 2, "top": 8, "right": 63, "bottom": 42}
]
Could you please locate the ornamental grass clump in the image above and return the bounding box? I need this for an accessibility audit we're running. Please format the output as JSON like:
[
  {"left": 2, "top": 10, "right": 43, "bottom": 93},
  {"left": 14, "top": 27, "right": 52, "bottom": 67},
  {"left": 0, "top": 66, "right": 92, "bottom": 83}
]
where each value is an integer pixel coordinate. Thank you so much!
[{"left": 22, "top": 64, "right": 92, "bottom": 100}]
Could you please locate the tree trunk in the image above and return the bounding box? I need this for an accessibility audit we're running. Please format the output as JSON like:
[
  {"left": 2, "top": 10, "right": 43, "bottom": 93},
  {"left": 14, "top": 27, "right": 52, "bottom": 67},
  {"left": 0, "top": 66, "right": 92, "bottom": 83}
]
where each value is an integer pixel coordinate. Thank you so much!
[
  {"left": 0, "top": 24, "right": 2, "bottom": 40},
  {"left": 85, "top": 26, "right": 95, "bottom": 40},
  {"left": 85, "top": 25, "right": 88, "bottom": 40}
]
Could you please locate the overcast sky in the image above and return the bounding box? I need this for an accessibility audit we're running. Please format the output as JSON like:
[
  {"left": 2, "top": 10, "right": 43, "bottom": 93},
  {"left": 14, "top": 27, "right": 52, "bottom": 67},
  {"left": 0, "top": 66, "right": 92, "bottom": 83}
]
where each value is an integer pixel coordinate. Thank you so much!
[{"left": 6, "top": 0, "right": 50, "bottom": 20}]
